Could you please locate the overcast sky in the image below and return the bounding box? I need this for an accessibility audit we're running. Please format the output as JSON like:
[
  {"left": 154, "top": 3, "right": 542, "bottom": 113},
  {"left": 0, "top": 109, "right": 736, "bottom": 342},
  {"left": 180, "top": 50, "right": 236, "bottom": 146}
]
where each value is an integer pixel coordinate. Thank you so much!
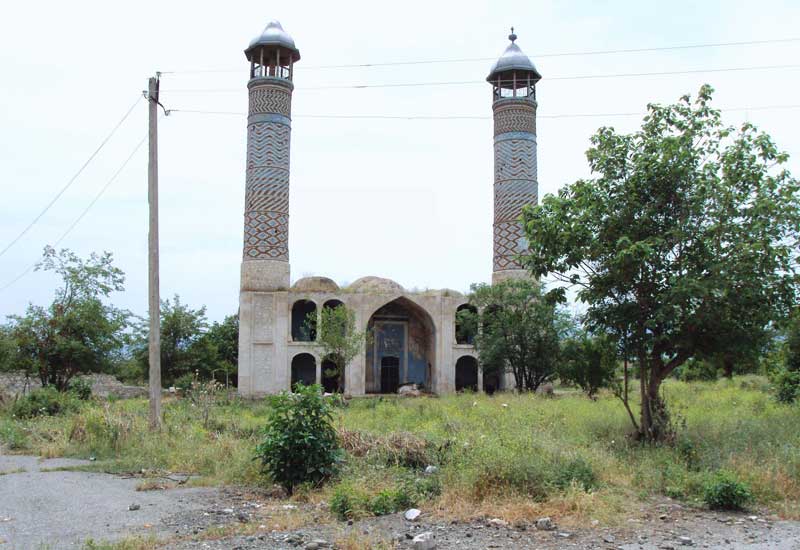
[{"left": 1, "top": 0, "right": 799, "bottom": 322}]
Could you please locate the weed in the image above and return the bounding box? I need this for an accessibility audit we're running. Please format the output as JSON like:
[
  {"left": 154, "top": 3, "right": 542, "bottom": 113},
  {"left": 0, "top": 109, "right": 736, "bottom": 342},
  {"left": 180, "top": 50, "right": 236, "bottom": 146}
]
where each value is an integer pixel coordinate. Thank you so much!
[{"left": 704, "top": 471, "right": 753, "bottom": 510}]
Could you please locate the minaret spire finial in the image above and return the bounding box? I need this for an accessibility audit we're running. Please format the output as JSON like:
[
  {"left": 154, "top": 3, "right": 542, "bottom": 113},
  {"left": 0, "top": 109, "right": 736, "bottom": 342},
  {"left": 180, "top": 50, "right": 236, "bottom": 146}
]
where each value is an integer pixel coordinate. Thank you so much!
[{"left": 509, "top": 26, "right": 517, "bottom": 42}]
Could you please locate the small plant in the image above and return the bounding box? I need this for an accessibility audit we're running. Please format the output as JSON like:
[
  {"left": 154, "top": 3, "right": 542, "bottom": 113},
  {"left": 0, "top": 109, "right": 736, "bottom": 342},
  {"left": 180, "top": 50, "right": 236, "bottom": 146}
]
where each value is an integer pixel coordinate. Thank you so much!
[
  {"left": 11, "top": 386, "right": 79, "bottom": 419},
  {"left": 330, "top": 483, "right": 362, "bottom": 520},
  {"left": 185, "top": 375, "right": 224, "bottom": 428},
  {"left": 703, "top": 471, "right": 753, "bottom": 510},
  {"left": 255, "top": 383, "right": 340, "bottom": 495},
  {"left": 554, "top": 456, "right": 597, "bottom": 491},
  {"left": 68, "top": 378, "right": 93, "bottom": 400}
]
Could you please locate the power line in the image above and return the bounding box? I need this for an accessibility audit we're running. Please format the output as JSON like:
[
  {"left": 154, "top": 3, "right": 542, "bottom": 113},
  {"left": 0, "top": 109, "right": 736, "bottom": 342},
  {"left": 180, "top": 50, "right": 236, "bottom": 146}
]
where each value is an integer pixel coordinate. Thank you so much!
[
  {"left": 169, "top": 104, "right": 800, "bottom": 121},
  {"left": 159, "top": 37, "right": 800, "bottom": 74},
  {"left": 0, "top": 97, "right": 142, "bottom": 260},
  {"left": 159, "top": 63, "right": 800, "bottom": 93},
  {"left": 0, "top": 135, "right": 147, "bottom": 293}
]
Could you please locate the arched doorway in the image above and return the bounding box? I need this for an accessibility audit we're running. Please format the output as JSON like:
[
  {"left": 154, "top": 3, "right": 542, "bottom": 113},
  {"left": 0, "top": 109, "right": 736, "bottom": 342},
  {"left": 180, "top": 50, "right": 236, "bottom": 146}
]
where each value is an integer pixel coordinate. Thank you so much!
[
  {"left": 321, "top": 355, "right": 344, "bottom": 393},
  {"left": 455, "top": 304, "right": 478, "bottom": 344},
  {"left": 290, "top": 353, "right": 316, "bottom": 390},
  {"left": 291, "top": 300, "right": 317, "bottom": 341},
  {"left": 365, "top": 297, "right": 436, "bottom": 394},
  {"left": 455, "top": 356, "right": 478, "bottom": 392}
]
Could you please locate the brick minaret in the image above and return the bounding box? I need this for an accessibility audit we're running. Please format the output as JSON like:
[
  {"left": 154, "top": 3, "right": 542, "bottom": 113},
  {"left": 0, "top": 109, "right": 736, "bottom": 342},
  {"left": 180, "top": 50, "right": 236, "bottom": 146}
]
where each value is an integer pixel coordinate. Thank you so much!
[
  {"left": 487, "top": 29, "right": 541, "bottom": 284},
  {"left": 240, "top": 20, "right": 299, "bottom": 292}
]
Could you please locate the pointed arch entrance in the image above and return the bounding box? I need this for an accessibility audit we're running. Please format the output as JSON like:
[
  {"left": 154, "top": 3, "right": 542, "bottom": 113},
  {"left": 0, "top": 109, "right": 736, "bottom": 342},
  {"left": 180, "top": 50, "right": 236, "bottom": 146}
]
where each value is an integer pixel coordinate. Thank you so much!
[{"left": 365, "top": 297, "right": 436, "bottom": 394}]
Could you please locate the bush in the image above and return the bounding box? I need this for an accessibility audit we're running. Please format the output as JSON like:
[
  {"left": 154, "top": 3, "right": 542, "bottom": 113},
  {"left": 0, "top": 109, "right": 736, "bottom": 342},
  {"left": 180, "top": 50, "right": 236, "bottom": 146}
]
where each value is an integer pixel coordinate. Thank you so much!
[
  {"left": 330, "top": 483, "right": 362, "bottom": 520},
  {"left": 554, "top": 456, "right": 597, "bottom": 491},
  {"left": 774, "top": 369, "right": 800, "bottom": 404},
  {"left": 68, "top": 378, "right": 92, "bottom": 400},
  {"left": 255, "top": 383, "right": 340, "bottom": 494},
  {"left": 703, "top": 471, "right": 753, "bottom": 510},
  {"left": 174, "top": 373, "right": 195, "bottom": 393},
  {"left": 676, "top": 359, "right": 719, "bottom": 382},
  {"left": 11, "top": 386, "right": 79, "bottom": 419}
]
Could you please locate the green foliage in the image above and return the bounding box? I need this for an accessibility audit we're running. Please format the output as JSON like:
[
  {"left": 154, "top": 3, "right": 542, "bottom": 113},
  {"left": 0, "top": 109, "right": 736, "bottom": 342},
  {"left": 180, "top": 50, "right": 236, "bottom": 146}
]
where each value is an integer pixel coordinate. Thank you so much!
[
  {"left": 559, "top": 331, "right": 618, "bottom": 397},
  {"left": 554, "top": 456, "right": 598, "bottom": 491},
  {"left": 255, "top": 383, "right": 340, "bottom": 494},
  {"left": 11, "top": 386, "right": 80, "bottom": 418},
  {"left": 675, "top": 359, "right": 720, "bottom": 382},
  {"left": 703, "top": 471, "right": 753, "bottom": 510},
  {"left": 7, "top": 247, "right": 129, "bottom": 390},
  {"left": 329, "top": 478, "right": 421, "bottom": 520},
  {"left": 0, "top": 325, "right": 16, "bottom": 372},
  {"left": 68, "top": 378, "right": 92, "bottom": 400},
  {"left": 523, "top": 86, "right": 800, "bottom": 440},
  {"left": 133, "top": 296, "right": 234, "bottom": 387},
  {"left": 774, "top": 369, "right": 800, "bottom": 404},
  {"left": 312, "top": 305, "right": 369, "bottom": 391},
  {"left": 465, "top": 279, "right": 567, "bottom": 392}
]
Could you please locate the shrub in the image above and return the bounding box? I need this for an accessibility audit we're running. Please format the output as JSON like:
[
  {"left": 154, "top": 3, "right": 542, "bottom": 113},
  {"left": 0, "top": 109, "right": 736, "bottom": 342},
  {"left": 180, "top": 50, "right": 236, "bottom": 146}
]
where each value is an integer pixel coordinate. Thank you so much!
[
  {"left": 11, "top": 386, "right": 79, "bottom": 419},
  {"left": 173, "top": 373, "right": 195, "bottom": 393},
  {"left": 703, "top": 471, "right": 753, "bottom": 510},
  {"left": 330, "top": 483, "right": 364, "bottom": 520},
  {"left": 774, "top": 369, "right": 800, "bottom": 404},
  {"left": 68, "top": 378, "right": 92, "bottom": 400},
  {"left": 676, "top": 359, "right": 719, "bottom": 382},
  {"left": 255, "top": 383, "right": 340, "bottom": 494},
  {"left": 554, "top": 456, "right": 597, "bottom": 491}
]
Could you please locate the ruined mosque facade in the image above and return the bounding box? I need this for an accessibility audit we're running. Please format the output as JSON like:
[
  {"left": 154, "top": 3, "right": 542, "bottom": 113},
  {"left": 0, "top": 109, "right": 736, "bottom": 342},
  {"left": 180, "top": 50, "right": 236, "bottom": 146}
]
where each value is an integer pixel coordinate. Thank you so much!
[{"left": 237, "top": 21, "right": 540, "bottom": 397}]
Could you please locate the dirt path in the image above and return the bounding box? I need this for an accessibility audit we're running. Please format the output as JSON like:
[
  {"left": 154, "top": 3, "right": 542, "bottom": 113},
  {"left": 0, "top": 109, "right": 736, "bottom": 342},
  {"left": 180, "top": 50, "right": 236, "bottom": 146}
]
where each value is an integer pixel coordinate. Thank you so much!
[{"left": 1, "top": 455, "right": 798, "bottom": 549}]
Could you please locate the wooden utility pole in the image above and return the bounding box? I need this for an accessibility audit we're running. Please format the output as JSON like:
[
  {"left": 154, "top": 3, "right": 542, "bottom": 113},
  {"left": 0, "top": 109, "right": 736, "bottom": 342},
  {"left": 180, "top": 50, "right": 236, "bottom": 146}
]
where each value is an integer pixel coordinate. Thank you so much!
[{"left": 147, "top": 76, "right": 162, "bottom": 430}]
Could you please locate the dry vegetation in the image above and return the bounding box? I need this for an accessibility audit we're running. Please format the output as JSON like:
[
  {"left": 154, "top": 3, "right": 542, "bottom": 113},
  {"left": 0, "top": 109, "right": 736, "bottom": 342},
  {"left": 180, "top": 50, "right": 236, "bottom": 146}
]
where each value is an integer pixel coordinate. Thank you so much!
[{"left": 1, "top": 376, "right": 798, "bottom": 535}]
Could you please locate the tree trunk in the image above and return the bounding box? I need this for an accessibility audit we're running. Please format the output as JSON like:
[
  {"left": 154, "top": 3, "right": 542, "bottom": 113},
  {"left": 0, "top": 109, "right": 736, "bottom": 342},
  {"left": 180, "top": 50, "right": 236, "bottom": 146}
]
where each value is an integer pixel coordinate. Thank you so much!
[{"left": 640, "top": 370, "right": 670, "bottom": 442}]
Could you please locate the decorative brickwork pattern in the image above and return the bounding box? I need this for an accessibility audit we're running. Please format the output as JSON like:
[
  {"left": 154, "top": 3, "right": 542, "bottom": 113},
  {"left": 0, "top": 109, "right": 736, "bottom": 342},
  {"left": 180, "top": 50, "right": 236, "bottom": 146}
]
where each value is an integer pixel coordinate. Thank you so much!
[
  {"left": 492, "top": 99, "right": 537, "bottom": 273},
  {"left": 493, "top": 101, "right": 536, "bottom": 136},
  {"left": 493, "top": 221, "right": 529, "bottom": 270},
  {"left": 248, "top": 84, "right": 292, "bottom": 117},
  {"left": 243, "top": 82, "right": 292, "bottom": 261}
]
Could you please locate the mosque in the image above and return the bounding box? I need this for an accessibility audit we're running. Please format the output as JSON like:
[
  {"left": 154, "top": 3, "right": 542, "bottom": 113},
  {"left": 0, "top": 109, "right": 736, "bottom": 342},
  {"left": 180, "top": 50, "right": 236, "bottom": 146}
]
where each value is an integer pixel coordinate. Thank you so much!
[{"left": 237, "top": 20, "right": 540, "bottom": 397}]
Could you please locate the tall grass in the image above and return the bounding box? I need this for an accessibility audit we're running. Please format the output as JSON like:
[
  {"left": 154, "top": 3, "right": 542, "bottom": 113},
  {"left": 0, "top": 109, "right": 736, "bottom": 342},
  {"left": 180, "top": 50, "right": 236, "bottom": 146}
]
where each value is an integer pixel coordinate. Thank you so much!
[{"left": 1, "top": 378, "right": 798, "bottom": 520}]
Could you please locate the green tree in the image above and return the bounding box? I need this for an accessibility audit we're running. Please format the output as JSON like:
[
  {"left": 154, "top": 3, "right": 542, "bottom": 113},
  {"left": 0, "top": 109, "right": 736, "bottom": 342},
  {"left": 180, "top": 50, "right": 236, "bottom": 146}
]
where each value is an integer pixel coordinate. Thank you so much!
[
  {"left": 462, "top": 279, "right": 566, "bottom": 392},
  {"left": 7, "top": 247, "right": 129, "bottom": 390},
  {"left": 559, "top": 331, "right": 618, "bottom": 398},
  {"left": 135, "top": 295, "right": 215, "bottom": 386},
  {"left": 522, "top": 86, "right": 800, "bottom": 440},
  {"left": 0, "top": 324, "right": 16, "bottom": 372},
  {"left": 311, "top": 305, "right": 369, "bottom": 392},
  {"left": 203, "top": 314, "right": 239, "bottom": 387}
]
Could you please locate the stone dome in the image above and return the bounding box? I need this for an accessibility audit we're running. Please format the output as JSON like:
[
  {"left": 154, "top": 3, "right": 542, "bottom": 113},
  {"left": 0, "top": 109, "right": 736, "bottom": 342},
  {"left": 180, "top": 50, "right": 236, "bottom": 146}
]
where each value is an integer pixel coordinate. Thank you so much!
[
  {"left": 348, "top": 276, "right": 405, "bottom": 294},
  {"left": 291, "top": 276, "right": 339, "bottom": 293}
]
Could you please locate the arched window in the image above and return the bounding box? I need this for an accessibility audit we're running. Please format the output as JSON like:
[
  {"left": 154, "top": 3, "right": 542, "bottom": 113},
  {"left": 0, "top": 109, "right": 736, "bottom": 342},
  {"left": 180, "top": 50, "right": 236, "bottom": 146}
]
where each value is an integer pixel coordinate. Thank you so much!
[
  {"left": 323, "top": 299, "right": 344, "bottom": 310},
  {"left": 290, "top": 353, "right": 316, "bottom": 390},
  {"left": 455, "top": 304, "right": 478, "bottom": 344},
  {"left": 291, "top": 300, "right": 317, "bottom": 341},
  {"left": 455, "top": 356, "right": 478, "bottom": 392}
]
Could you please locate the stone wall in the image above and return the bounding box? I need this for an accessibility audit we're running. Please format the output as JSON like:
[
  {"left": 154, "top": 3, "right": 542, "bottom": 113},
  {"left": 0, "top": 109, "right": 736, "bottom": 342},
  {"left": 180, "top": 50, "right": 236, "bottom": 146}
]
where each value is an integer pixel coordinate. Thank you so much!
[{"left": 0, "top": 372, "right": 147, "bottom": 399}]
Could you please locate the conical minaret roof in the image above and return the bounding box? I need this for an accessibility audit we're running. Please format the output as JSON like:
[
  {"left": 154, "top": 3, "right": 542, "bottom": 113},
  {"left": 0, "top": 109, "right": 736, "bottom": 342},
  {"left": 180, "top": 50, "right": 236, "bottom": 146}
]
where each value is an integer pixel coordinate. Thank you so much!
[
  {"left": 245, "top": 20, "right": 301, "bottom": 62},
  {"left": 486, "top": 29, "right": 541, "bottom": 83}
]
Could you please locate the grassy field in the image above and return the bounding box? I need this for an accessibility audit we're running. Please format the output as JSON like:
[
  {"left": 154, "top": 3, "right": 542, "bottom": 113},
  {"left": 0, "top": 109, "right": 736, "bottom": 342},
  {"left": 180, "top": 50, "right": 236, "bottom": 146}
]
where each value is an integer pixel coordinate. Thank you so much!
[{"left": 1, "top": 376, "right": 798, "bottom": 525}]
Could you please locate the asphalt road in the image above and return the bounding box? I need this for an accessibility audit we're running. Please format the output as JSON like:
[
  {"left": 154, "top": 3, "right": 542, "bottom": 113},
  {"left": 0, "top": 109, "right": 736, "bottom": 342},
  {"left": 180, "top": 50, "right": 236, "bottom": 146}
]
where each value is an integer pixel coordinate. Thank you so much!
[{"left": 0, "top": 455, "right": 217, "bottom": 550}]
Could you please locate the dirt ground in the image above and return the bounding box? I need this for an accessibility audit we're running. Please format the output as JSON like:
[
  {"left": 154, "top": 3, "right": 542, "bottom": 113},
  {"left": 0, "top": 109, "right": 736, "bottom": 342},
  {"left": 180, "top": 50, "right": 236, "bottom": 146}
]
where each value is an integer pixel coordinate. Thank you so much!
[{"left": 1, "top": 454, "right": 799, "bottom": 550}]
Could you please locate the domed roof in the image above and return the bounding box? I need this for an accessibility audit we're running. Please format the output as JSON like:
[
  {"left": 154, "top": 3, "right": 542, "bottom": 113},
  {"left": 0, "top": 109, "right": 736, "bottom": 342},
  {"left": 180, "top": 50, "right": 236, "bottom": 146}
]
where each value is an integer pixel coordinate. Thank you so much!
[
  {"left": 486, "top": 29, "right": 541, "bottom": 83},
  {"left": 348, "top": 276, "right": 405, "bottom": 294},
  {"left": 292, "top": 276, "right": 339, "bottom": 293},
  {"left": 245, "top": 20, "right": 301, "bottom": 62}
]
